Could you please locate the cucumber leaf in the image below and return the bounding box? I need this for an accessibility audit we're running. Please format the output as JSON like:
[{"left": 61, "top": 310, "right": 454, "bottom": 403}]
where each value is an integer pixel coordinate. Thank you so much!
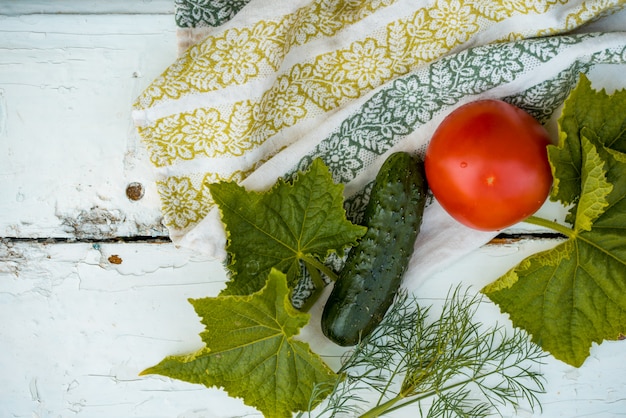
[
  {"left": 141, "top": 269, "right": 337, "bottom": 418},
  {"left": 547, "top": 73, "right": 626, "bottom": 224},
  {"left": 483, "top": 74, "right": 626, "bottom": 367},
  {"left": 210, "top": 158, "right": 366, "bottom": 296}
]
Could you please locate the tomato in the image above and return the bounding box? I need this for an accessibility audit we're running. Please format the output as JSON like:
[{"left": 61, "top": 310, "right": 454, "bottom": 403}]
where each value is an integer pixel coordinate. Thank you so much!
[{"left": 424, "top": 99, "right": 553, "bottom": 231}]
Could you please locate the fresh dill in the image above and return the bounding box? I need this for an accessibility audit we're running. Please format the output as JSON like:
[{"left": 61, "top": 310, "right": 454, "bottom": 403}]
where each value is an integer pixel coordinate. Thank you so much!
[{"left": 304, "top": 286, "right": 548, "bottom": 417}]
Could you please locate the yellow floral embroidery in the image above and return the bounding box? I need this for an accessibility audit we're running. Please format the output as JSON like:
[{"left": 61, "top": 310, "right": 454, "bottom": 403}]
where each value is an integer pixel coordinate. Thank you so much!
[
  {"left": 143, "top": 0, "right": 581, "bottom": 168},
  {"left": 428, "top": 0, "right": 480, "bottom": 48},
  {"left": 142, "top": 2, "right": 502, "bottom": 168},
  {"left": 141, "top": 116, "right": 189, "bottom": 166},
  {"left": 157, "top": 171, "right": 247, "bottom": 231},
  {"left": 140, "top": 103, "right": 258, "bottom": 166},
  {"left": 181, "top": 108, "right": 229, "bottom": 153},
  {"left": 341, "top": 39, "right": 393, "bottom": 89},
  {"left": 137, "top": 0, "right": 625, "bottom": 234},
  {"left": 134, "top": 0, "right": 396, "bottom": 109},
  {"left": 505, "top": 0, "right": 623, "bottom": 39},
  {"left": 564, "top": 0, "right": 623, "bottom": 28},
  {"left": 503, "top": 0, "right": 568, "bottom": 15},
  {"left": 157, "top": 175, "right": 207, "bottom": 230},
  {"left": 261, "top": 77, "right": 307, "bottom": 129},
  {"left": 204, "top": 29, "right": 261, "bottom": 85}
]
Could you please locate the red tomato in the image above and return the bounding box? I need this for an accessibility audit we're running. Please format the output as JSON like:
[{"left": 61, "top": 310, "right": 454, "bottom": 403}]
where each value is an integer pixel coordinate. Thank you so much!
[{"left": 424, "top": 99, "right": 553, "bottom": 231}]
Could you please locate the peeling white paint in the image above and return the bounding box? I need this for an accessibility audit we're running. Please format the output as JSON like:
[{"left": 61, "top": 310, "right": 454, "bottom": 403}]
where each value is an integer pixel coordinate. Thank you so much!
[
  {"left": 1, "top": 3, "right": 626, "bottom": 418},
  {"left": 1, "top": 240, "right": 625, "bottom": 417},
  {"left": 0, "top": 11, "right": 176, "bottom": 241},
  {"left": 0, "top": 241, "right": 257, "bottom": 418},
  {"left": 58, "top": 207, "right": 126, "bottom": 240}
]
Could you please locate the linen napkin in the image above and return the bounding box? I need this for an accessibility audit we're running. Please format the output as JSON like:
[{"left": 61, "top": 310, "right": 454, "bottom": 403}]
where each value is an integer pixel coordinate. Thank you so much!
[{"left": 133, "top": 0, "right": 626, "bottom": 289}]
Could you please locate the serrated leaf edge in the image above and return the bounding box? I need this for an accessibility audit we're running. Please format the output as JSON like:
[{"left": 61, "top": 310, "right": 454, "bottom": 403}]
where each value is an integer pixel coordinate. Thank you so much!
[{"left": 575, "top": 134, "right": 613, "bottom": 232}]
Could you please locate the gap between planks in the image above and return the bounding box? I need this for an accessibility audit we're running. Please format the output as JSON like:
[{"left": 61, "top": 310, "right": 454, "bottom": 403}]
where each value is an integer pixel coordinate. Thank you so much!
[{"left": 0, "top": 232, "right": 566, "bottom": 246}]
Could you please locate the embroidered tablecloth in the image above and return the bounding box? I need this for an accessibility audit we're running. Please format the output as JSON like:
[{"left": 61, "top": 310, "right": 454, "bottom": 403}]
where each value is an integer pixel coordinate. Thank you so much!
[{"left": 133, "top": 0, "right": 626, "bottom": 286}]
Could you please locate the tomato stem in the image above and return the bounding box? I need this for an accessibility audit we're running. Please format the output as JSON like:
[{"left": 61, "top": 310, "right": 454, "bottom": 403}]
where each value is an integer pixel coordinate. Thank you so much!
[{"left": 523, "top": 215, "right": 574, "bottom": 238}]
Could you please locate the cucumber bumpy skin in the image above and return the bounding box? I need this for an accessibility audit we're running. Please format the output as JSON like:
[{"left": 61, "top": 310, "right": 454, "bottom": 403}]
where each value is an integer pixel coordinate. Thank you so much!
[{"left": 321, "top": 152, "right": 428, "bottom": 346}]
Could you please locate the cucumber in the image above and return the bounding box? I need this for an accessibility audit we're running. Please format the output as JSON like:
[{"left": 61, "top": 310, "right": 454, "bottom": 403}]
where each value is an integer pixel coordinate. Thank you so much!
[{"left": 321, "top": 151, "right": 428, "bottom": 346}]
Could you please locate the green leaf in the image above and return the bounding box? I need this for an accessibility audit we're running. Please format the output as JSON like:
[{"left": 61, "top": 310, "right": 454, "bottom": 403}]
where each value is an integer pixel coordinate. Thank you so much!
[
  {"left": 484, "top": 75, "right": 626, "bottom": 367},
  {"left": 574, "top": 132, "right": 613, "bottom": 231},
  {"left": 141, "top": 269, "right": 338, "bottom": 417},
  {"left": 548, "top": 73, "right": 626, "bottom": 224},
  {"left": 209, "top": 158, "right": 366, "bottom": 296}
]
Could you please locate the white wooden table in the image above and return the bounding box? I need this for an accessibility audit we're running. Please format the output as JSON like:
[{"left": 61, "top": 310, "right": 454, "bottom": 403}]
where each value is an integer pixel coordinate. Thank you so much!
[{"left": 1, "top": 2, "right": 625, "bottom": 417}]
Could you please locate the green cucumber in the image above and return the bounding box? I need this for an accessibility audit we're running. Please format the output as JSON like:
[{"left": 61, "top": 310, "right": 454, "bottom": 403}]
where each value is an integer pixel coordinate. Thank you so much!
[{"left": 321, "top": 151, "right": 428, "bottom": 346}]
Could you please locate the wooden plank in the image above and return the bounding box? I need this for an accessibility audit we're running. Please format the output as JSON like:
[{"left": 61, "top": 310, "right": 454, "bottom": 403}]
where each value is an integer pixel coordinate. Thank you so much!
[
  {"left": 1, "top": 6, "right": 625, "bottom": 417},
  {"left": 1, "top": 240, "right": 624, "bottom": 417},
  {"left": 0, "top": 241, "right": 254, "bottom": 417},
  {"left": 2, "top": 7, "right": 625, "bottom": 241},
  {"left": 0, "top": 13, "right": 178, "bottom": 239},
  {"left": 0, "top": 0, "right": 174, "bottom": 15}
]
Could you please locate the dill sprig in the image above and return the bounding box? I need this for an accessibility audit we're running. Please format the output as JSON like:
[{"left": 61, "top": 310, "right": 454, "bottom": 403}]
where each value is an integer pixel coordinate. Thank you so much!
[{"left": 305, "top": 286, "right": 548, "bottom": 417}]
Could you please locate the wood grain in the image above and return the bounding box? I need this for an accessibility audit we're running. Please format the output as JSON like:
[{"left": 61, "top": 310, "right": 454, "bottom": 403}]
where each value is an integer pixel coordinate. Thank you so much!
[{"left": 1, "top": 2, "right": 625, "bottom": 417}]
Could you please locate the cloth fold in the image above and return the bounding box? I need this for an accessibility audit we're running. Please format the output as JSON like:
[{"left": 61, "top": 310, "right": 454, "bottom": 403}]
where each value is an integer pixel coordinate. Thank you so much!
[{"left": 134, "top": 0, "right": 626, "bottom": 287}]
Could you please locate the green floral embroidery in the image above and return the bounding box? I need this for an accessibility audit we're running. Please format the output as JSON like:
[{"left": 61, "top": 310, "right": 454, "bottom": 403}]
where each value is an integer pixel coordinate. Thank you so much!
[
  {"left": 387, "top": 77, "right": 441, "bottom": 130},
  {"left": 165, "top": 34, "right": 626, "bottom": 234},
  {"left": 287, "top": 34, "right": 625, "bottom": 220},
  {"left": 136, "top": 1, "right": 626, "bottom": 235},
  {"left": 174, "top": 0, "right": 251, "bottom": 28},
  {"left": 503, "top": 62, "right": 590, "bottom": 123},
  {"left": 141, "top": 1, "right": 526, "bottom": 168},
  {"left": 506, "top": 42, "right": 626, "bottom": 123},
  {"left": 317, "top": 132, "right": 363, "bottom": 181},
  {"left": 475, "top": 43, "right": 525, "bottom": 84}
]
